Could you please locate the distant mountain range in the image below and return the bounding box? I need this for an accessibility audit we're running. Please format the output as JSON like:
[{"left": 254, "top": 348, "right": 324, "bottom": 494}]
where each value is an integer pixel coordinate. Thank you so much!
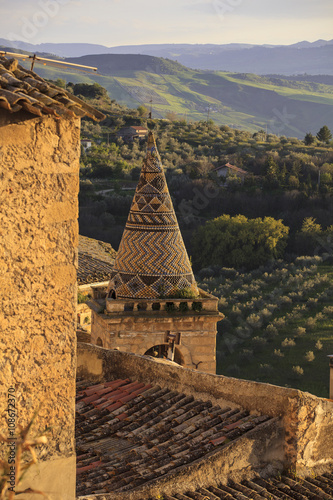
[
  {"left": 1, "top": 39, "right": 333, "bottom": 137},
  {"left": 1, "top": 38, "right": 333, "bottom": 75}
]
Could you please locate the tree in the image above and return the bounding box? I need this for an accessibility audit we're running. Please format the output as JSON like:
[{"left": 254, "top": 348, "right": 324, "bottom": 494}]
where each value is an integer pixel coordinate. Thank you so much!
[
  {"left": 316, "top": 126, "right": 332, "bottom": 144},
  {"left": 301, "top": 217, "right": 322, "bottom": 234},
  {"left": 304, "top": 132, "right": 315, "bottom": 145},
  {"left": 137, "top": 105, "right": 148, "bottom": 117},
  {"left": 165, "top": 111, "right": 178, "bottom": 122},
  {"left": 264, "top": 156, "right": 280, "bottom": 188},
  {"left": 55, "top": 78, "right": 66, "bottom": 89},
  {"left": 192, "top": 214, "right": 289, "bottom": 270},
  {"left": 294, "top": 217, "right": 322, "bottom": 255},
  {"left": 73, "top": 83, "right": 108, "bottom": 99}
]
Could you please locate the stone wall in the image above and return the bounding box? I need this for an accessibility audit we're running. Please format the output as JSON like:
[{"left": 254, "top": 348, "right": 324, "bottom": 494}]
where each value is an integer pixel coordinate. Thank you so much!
[
  {"left": 77, "top": 343, "right": 333, "bottom": 478},
  {"left": 0, "top": 111, "right": 80, "bottom": 500}
]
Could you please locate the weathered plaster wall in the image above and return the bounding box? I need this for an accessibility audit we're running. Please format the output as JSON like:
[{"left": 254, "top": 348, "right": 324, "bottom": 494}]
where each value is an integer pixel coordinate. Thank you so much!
[
  {"left": 77, "top": 343, "right": 333, "bottom": 478},
  {"left": 0, "top": 111, "right": 79, "bottom": 499},
  {"left": 91, "top": 310, "right": 218, "bottom": 373}
]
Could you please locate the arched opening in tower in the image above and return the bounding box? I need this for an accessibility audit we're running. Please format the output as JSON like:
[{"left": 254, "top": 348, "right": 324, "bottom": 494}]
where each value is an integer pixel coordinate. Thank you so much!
[{"left": 144, "top": 344, "right": 185, "bottom": 366}]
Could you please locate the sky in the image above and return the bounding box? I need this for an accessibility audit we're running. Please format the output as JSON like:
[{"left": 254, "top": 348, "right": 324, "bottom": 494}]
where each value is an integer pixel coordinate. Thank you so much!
[{"left": 1, "top": 0, "right": 332, "bottom": 47}]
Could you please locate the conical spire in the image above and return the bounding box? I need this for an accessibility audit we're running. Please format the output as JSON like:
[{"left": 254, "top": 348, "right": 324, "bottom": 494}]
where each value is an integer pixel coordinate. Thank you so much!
[{"left": 108, "top": 132, "right": 198, "bottom": 299}]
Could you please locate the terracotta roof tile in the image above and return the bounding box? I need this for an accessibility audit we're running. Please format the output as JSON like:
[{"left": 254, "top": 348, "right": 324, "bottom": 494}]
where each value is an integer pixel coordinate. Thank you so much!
[
  {"left": 78, "top": 235, "right": 116, "bottom": 285},
  {"left": 214, "top": 163, "right": 249, "bottom": 176},
  {"left": 0, "top": 56, "right": 105, "bottom": 121},
  {"left": 76, "top": 378, "right": 274, "bottom": 496}
]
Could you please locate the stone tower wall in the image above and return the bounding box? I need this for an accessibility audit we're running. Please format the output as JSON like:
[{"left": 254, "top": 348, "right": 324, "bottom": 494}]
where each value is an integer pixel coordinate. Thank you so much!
[
  {"left": 0, "top": 112, "right": 79, "bottom": 500},
  {"left": 91, "top": 298, "right": 220, "bottom": 374}
]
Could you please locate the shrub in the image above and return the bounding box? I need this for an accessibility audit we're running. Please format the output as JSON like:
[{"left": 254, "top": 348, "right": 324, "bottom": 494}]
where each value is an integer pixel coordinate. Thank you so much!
[
  {"left": 292, "top": 365, "right": 304, "bottom": 377},
  {"left": 307, "top": 298, "right": 318, "bottom": 309},
  {"left": 305, "top": 351, "right": 315, "bottom": 362},
  {"left": 247, "top": 314, "right": 262, "bottom": 329},
  {"left": 266, "top": 303, "right": 278, "bottom": 313},
  {"left": 230, "top": 305, "right": 242, "bottom": 318},
  {"left": 305, "top": 317, "right": 316, "bottom": 331},
  {"left": 264, "top": 325, "right": 278, "bottom": 341},
  {"left": 218, "top": 297, "right": 228, "bottom": 308},
  {"left": 261, "top": 308, "right": 273, "bottom": 321},
  {"left": 274, "top": 317, "right": 286, "bottom": 328},
  {"left": 274, "top": 349, "right": 284, "bottom": 357},
  {"left": 282, "top": 338, "right": 296, "bottom": 347},
  {"left": 78, "top": 292, "right": 88, "bottom": 304},
  {"left": 295, "top": 326, "right": 306, "bottom": 337},
  {"left": 169, "top": 287, "right": 198, "bottom": 299},
  {"left": 315, "top": 340, "right": 323, "bottom": 350}
]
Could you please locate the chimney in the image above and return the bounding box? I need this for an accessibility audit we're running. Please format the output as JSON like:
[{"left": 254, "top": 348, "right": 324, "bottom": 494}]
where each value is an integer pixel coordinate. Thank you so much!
[{"left": 328, "top": 355, "right": 333, "bottom": 399}]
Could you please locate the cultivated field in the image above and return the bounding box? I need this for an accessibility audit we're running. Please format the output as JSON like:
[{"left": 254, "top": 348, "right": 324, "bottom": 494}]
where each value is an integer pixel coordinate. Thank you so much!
[{"left": 197, "top": 256, "right": 333, "bottom": 397}]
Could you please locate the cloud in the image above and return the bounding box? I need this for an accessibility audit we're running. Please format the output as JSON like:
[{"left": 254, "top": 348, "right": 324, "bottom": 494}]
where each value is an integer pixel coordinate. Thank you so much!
[{"left": 192, "top": 0, "right": 333, "bottom": 20}]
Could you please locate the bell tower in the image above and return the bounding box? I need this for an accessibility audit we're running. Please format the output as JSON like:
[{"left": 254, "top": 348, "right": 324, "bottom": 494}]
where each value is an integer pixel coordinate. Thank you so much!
[{"left": 90, "top": 132, "right": 222, "bottom": 373}]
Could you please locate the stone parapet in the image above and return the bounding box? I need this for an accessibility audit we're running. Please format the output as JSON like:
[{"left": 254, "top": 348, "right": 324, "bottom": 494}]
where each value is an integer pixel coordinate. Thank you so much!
[{"left": 104, "top": 288, "right": 219, "bottom": 314}]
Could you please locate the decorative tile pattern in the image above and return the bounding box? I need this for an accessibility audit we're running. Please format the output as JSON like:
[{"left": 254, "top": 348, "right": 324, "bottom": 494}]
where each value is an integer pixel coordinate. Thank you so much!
[{"left": 108, "top": 132, "right": 198, "bottom": 299}]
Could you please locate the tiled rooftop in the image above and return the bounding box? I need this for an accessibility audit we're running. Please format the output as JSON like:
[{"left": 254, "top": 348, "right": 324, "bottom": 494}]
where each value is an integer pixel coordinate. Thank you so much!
[
  {"left": 0, "top": 56, "right": 105, "bottom": 121},
  {"left": 147, "top": 471, "right": 333, "bottom": 499},
  {"left": 215, "top": 163, "right": 248, "bottom": 175},
  {"left": 78, "top": 235, "right": 115, "bottom": 285},
  {"left": 76, "top": 378, "right": 273, "bottom": 496}
]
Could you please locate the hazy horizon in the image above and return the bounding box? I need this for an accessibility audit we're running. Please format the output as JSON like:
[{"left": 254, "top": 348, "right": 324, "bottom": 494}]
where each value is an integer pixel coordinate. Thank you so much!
[{"left": 1, "top": 0, "right": 332, "bottom": 48}]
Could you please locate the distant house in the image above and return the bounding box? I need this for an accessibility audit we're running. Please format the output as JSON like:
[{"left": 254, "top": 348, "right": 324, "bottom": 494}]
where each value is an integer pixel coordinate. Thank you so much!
[
  {"left": 214, "top": 162, "right": 249, "bottom": 183},
  {"left": 81, "top": 139, "right": 92, "bottom": 150},
  {"left": 117, "top": 125, "right": 148, "bottom": 141}
]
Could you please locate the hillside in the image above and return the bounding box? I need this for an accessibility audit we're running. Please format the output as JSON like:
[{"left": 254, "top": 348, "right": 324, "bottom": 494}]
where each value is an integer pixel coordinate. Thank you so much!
[
  {"left": 11, "top": 52, "right": 333, "bottom": 138},
  {"left": 198, "top": 257, "right": 333, "bottom": 398}
]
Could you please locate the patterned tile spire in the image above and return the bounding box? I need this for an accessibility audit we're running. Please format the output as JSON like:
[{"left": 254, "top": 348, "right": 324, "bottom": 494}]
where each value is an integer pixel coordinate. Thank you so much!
[{"left": 107, "top": 132, "right": 198, "bottom": 299}]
